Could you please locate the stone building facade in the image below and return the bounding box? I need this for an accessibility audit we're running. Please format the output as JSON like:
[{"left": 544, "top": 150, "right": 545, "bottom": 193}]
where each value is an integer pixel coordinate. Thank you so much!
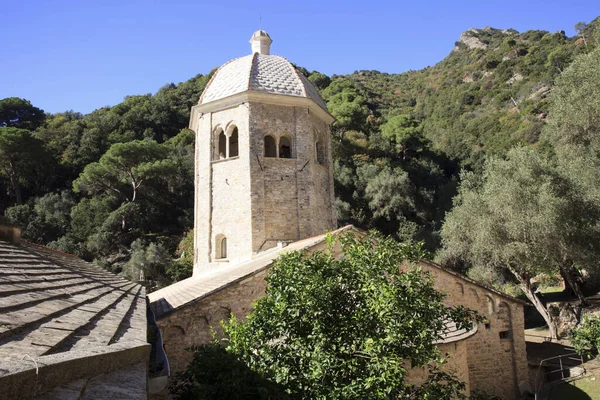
[
  {"left": 405, "top": 260, "right": 530, "bottom": 399},
  {"left": 149, "top": 30, "right": 531, "bottom": 399},
  {"left": 150, "top": 227, "right": 530, "bottom": 399},
  {"left": 152, "top": 232, "right": 336, "bottom": 372}
]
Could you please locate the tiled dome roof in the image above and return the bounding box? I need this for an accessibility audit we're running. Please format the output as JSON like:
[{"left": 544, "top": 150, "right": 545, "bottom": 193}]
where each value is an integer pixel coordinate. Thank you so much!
[{"left": 199, "top": 53, "right": 328, "bottom": 110}]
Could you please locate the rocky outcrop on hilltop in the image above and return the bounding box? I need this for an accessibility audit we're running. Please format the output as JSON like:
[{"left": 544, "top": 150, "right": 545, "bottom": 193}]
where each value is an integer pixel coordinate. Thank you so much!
[{"left": 454, "top": 28, "right": 488, "bottom": 51}]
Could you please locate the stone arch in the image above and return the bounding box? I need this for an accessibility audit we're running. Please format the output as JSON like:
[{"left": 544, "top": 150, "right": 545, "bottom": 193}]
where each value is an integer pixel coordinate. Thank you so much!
[
  {"left": 485, "top": 295, "right": 495, "bottom": 315},
  {"left": 212, "top": 306, "right": 232, "bottom": 327},
  {"left": 215, "top": 234, "right": 227, "bottom": 259},
  {"left": 164, "top": 325, "right": 185, "bottom": 341},
  {"left": 468, "top": 287, "right": 479, "bottom": 303},
  {"left": 228, "top": 125, "right": 239, "bottom": 157},
  {"left": 279, "top": 135, "right": 292, "bottom": 158},
  {"left": 264, "top": 135, "right": 277, "bottom": 157}
]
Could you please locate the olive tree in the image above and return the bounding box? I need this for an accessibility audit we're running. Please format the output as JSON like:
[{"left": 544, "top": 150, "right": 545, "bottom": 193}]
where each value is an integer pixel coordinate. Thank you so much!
[
  {"left": 543, "top": 47, "right": 600, "bottom": 204},
  {"left": 441, "top": 148, "right": 600, "bottom": 339}
]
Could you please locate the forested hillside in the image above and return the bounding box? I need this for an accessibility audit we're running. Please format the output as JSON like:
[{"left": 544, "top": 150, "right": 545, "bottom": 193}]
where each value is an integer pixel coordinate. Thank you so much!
[{"left": 1, "top": 17, "right": 599, "bottom": 291}]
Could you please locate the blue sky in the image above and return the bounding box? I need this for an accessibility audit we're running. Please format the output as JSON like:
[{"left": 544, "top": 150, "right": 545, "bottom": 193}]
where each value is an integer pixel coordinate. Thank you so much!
[{"left": 1, "top": 0, "right": 598, "bottom": 114}]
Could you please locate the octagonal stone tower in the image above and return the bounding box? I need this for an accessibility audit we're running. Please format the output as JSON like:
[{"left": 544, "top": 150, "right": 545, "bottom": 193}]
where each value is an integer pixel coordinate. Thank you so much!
[{"left": 189, "top": 30, "right": 337, "bottom": 274}]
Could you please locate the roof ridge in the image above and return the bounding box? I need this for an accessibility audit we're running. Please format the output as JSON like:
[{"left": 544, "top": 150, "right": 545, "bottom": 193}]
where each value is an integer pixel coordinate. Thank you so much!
[
  {"left": 418, "top": 259, "right": 530, "bottom": 306},
  {"left": 20, "top": 239, "right": 76, "bottom": 258},
  {"left": 248, "top": 52, "right": 259, "bottom": 93},
  {"left": 285, "top": 56, "right": 308, "bottom": 97}
]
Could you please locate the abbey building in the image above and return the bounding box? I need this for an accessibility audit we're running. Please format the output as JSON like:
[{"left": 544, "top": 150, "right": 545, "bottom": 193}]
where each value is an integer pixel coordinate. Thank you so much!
[{"left": 148, "top": 31, "right": 531, "bottom": 399}]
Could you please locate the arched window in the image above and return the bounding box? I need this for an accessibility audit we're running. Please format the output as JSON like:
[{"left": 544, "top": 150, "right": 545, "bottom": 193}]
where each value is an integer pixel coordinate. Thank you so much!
[
  {"left": 229, "top": 127, "right": 239, "bottom": 157},
  {"left": 486, "top": 295, "right": 495, "bottom": 315},
  {"left": 264, "top": 135, "right": 277, "bottom": 157},
  {"left": 216, "top": 235, "right": 227, "bottom": 259},
  {"left": 468, "top": 288, "right": 479, "bottom": 302},
  {"left": 218, "top": 131, "right": 227, "bottom": 159},
  {"left": 279, "top": 136, "right": 292, "bottom": 158}
]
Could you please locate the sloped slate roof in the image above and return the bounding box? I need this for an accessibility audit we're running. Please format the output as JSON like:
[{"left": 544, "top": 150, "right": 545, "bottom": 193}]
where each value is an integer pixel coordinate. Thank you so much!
[
  {"left": 149, "top": 225, "right": 480, "bottom": 344},
  {"left": 149, "top": 226, "right": 352, "bottom": 318},
  {"left": 435, "top": 320, "right": 477, "bottom": 344},
  {"left": 199, "top": 53, "right": 328, "bottom": 110},
  {"left": 0, "top": 239, "right": 148, "bottom": 399}
]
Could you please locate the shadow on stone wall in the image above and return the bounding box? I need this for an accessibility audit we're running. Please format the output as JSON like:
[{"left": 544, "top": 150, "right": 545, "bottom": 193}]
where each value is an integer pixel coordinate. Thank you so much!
[{"left": 169, "top": 343, "right": 289, "bottom": 400}]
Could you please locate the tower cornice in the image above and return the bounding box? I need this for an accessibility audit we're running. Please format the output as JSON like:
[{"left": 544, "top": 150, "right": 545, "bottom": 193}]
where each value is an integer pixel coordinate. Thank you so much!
[{"left": 192, "top": 92, "right": 335, "bottom": 124}]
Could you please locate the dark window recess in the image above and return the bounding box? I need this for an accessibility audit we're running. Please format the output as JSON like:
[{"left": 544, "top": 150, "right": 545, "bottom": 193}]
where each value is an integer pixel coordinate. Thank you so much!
[
  {"left": 499, "top": 330, "right": 511, "bottom": 339},
  {"left": 218, "top": 131, "right": 227, "bottom": 159},
  {"left": 279, "top": 136, "right": 292, "bottom": 158},
  {"left": 484, "top": 322, "right": 491, "bottom": 330},
  {"left": 264, "top": 135, "right": 276, "bottom": 157},
  {"left": 220, "top": 237, "right": 227, "bottom": 259},
  {"left": 229, "top": 127, "right": 239, "bottom": 157},
  {"left": 316, "top": 140, "right": 325, "bottom": 165}
]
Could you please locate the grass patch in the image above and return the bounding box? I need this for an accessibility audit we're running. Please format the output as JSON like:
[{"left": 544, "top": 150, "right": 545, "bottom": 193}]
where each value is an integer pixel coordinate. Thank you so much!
[
  {"left": 549, "top": 377, "right": 600, "bottom": 400},
  {"left": 540, "top": 286, "right": 564, "bottom": 294}
]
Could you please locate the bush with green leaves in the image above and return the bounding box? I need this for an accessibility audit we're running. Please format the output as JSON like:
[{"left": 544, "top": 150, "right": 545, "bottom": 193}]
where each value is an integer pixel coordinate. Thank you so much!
[
  {"left": 170, "top": 343, "right": 289, "bottom": 400},
  {"left": 570, "top": 313, "right": 600, "bottom": 358},
  {"left": 171, "top": 232, "right": 480, "bottom": 399}
]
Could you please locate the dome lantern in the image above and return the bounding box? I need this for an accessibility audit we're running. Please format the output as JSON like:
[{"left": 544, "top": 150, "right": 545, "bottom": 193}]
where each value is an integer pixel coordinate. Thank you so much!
[{"left": 250, "top": 30, "right": 272, "bottom": 55}]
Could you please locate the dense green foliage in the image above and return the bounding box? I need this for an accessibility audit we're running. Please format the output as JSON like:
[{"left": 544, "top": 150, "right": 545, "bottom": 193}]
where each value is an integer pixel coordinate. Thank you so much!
[
  {"left": 439, "top": 148, "right": 600, "bottom": 338},
  {"left": 0, "top": 75, "right": 210, "bottom": 286},
  {"left": 328, "top": 18, "right": 600, "bottom": 250},
  {"left": 542, "top": 46, "right": 600, "bottom": 203},
  {"left": 2, "top": 17, "right": 600, "bottom": 290},
  {"left": 171, "top": 233, "right": 480, "bottom": 399},
  {"left": 570, "top": 313, "right": 600, "bottom": 358},
  {"left": 171, "top": 343, "right": 290, "bottom": 400},
  {"left": 440, "top": 32, "right": 600, "bottom": 338}
]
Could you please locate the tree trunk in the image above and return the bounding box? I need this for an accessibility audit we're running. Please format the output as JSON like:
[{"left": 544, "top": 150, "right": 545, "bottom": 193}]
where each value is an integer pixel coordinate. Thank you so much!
[
  {"left": 8, "top": 161, "right": 22, "bottom": 205},
  {"left": 508, "top": 266, "right": 559, "bottom": 340},
  {"left": 520, "top": 282, "right": 559, "bottom": 340},
  {"left": 559, "top": 264, "right": 587, "bottom": 305}
]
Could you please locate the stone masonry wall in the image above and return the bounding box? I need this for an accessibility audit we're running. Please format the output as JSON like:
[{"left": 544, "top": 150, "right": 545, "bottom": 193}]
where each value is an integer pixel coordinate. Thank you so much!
[
  {"left": 406, "top": 340, "right": 471, "bottom": 396},
  {"left": 211, "top": 157, "right": 253, "bottom": 265},
  {"left": 157, "top": 239, "right": 331, "bottom": 372},
  {"left": 310, "top": 111, "right": 338, "bottom": 232},
  {"left": 263, "top": 158, "right": 299, "bottom": 240},
  {"left": 160, "top": 239, "right": 528, "bottom": 400},
  {"left": 193, "top": 105, "right": 252, "bottom": 273},
  {"left": 249, "top": 102, "right": 335, "bottom": 252},
  {"left": 415, "top": 261, "right": 530, "bottom": 399},
  {"left": 158, "top": 270, "right": 269, "bottom": 372}
]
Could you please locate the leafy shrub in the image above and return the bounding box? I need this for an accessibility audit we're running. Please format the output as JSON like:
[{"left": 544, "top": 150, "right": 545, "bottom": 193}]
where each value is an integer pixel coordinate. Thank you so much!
[
  {"left": 570, "top": 313, "right": 600, "bottom": 358},
  {"left": 172, "top": 233, "right": 480, "bottom": 399},
  {"left": 170, "top": 343, "right": 289, "bottom": 400}
]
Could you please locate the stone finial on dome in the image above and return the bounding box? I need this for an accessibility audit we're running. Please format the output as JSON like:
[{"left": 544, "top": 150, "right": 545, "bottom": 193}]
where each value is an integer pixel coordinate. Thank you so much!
[{"left": 250, "top": 30, "right": 272, "bottom": 55}]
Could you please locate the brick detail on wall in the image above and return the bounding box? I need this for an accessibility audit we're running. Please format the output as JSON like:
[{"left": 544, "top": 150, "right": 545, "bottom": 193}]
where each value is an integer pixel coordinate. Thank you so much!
[{"left": 414, "top": 262, "right": 530, "bottom": 399}]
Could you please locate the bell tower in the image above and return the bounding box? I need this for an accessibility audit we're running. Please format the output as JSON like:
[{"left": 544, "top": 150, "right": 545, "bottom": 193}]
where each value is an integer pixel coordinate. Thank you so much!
[{"left": 189, "top": 31, "right": 336, "bottom": 275}]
